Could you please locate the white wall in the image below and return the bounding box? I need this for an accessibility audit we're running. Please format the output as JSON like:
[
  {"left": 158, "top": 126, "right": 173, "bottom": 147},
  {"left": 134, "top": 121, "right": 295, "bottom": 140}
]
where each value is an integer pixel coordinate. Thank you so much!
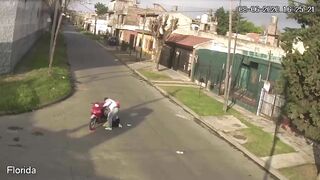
[{"left": 175, "top": 29, "right": 285, "bottom": 64}]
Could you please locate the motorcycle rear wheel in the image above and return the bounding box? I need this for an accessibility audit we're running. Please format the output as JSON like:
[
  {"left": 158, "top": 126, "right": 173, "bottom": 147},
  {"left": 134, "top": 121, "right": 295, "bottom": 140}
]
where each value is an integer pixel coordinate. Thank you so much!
[{"left": 89, "top": 117, "right": 97, "bottom": 131}]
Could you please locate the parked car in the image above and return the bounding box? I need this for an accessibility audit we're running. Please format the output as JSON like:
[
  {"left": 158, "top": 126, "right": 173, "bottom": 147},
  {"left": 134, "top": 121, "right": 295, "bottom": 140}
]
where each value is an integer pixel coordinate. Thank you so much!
[{"left": 107, "top": 37, "right": 119, "bottom": 46}]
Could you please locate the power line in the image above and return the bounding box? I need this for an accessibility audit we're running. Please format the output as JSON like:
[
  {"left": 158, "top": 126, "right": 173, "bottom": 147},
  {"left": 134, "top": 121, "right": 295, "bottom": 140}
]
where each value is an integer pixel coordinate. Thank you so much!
[{"left": 78, "top": 2, "right": 95, "bottom": 12}]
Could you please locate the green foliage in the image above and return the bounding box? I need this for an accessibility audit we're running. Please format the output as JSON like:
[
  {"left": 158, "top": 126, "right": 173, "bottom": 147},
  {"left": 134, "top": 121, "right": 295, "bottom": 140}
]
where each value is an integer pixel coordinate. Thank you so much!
[
  {"left": 280, "top": 164, "right": 318, "bottom": 180},
  {"left": 0, "top": 33, "right": 71, "bottom": 114},
  {"left": 138, "top": 69, "right": 172, "bottom": 81},
  {"left": 215, "top": 7, "right": 228, "bottom": 35},
  {"left": 215, "top": 6, "right": 263, "bottom": 35},
  {"left": 241, "top": 126, "right": 295, "bottom": 157},
  {"left": 94, "top": 2, "right": 108, "bottom": 16},
  {"left": 280, "top": 0, "right": 320, "bottom": 141},
  {"left": 162, "top": 86, "right": 295, "bottom": 156},
  {"left": 238, "top": 20, "right": 263, "bottom": 34}
]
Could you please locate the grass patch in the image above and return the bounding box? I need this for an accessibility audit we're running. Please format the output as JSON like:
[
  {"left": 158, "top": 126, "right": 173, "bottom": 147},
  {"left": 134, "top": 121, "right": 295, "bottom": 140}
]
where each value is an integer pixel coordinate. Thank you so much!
[
  {"left": 240, "top": 127, "right": 295, "bottom": 157},
  {"left": 0, "top": 33, "right": 71, "bottom": 113},
  {"left": 78, "top": 28, "right": 104, "bottom": 43},
  {"left": 138, "top": 69, "right": 172, "bottom": 81},
  {"left": 279, "top": 164, "right": 317, "bottom": 180},
  {"left": 162, "top": 86, "right": 225, "bottom": 116},
  {"left": 162, "top": 86, "right": 295, "bottom": 156},
  {"left": 81, "top": 31, "right": 101, "bottom": 40}
]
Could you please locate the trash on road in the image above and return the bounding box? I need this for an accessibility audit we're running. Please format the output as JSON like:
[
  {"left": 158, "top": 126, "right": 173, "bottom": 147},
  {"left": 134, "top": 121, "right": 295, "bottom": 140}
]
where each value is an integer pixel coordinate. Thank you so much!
[
  {"left": 176, "top": 151, "right": 184, "bottom": 155},
  {"left": 114, "top": 59, "right": 118, "bottom": 61},
  {"left": 127, "top": 123, "right": 132, "bottom": 127},
  {"left": 176, "top": 114, "right": 187, "bottom": 119}
]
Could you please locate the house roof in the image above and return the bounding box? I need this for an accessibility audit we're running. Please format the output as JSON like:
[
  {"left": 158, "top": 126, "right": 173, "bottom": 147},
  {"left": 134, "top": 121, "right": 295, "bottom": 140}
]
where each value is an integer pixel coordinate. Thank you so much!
[
  {"left": 136, "top": 29, "right": 153, "bottom": 35},
  {"left": 246, "top": 33, "right": 260, "bottom": 43},
  {"left": 166, "top": 34, "right": 212, "bottom": 49}
]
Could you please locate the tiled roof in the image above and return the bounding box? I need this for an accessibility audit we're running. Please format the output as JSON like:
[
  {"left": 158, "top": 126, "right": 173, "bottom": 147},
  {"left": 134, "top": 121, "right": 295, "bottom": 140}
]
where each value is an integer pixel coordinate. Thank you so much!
[{"left": 166, "top": 34, "right": 211, "bottom": 49}]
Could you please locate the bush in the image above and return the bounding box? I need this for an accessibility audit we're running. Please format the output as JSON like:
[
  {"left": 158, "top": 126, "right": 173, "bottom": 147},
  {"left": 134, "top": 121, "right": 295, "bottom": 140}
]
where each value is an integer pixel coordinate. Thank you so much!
[{"left": 279, "top": 1, "right": 320, "bottom": 143}]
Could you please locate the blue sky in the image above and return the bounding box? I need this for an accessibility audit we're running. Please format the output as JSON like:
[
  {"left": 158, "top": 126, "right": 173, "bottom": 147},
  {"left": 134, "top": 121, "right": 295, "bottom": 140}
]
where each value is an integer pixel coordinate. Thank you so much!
[{"left": 70, "top": 0, "right": 302, "bottom": 30}]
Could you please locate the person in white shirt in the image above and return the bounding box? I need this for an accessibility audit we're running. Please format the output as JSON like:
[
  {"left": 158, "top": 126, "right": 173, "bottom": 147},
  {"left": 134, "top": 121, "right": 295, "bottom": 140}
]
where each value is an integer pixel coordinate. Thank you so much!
[{"left": 103, "top": 97, "right": 119, "bottom": 131}]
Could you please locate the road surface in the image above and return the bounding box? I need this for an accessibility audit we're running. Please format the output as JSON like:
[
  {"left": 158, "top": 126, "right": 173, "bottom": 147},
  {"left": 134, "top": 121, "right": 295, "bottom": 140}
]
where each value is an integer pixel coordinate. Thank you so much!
[{"left": 0, "top": 24, "right": 274, "bottom": 180}]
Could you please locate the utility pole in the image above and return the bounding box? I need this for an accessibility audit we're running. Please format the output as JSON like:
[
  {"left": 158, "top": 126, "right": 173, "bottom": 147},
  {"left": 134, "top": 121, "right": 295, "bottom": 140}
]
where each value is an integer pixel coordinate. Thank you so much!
[
  {"left": 226, "top": 0, "right": 242, "bottom": 110},
  {"left": 49, "top": 0, "right": 59, "bottom": 62},
  {"left": 49, "top": 0, "right": 65, "bottom": 74},
  {"left": 140, "top": 8, "right": 147, "bottom": 61},
  {"left": 223, "top": 0, "right": 233, "bottom": 112},
  {"left": 94, "top": 15, "right": 97, "bottom": 35}
]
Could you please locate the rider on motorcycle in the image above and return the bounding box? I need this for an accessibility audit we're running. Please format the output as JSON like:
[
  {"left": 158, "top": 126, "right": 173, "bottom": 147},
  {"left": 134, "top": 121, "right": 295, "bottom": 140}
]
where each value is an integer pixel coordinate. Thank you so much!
[{"left": 102, "top": 97, "right": 120, "bottom": 131}]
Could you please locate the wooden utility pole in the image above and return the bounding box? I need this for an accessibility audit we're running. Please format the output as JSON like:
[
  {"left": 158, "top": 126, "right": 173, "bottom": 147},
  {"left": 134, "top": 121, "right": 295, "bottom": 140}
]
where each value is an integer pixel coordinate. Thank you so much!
[
  {"left": 223, "top": 0, "right": 233, "bottom": 112},
  {"left": 49, "top": 0, "right": 65, "bottom": 74},
  {"left": 266, "top": 50, "right": 272, "bottom": 80},
  {"left": 49, "top": 12, "right": 63, "bottom": 73},
  {"left": 94, "top": 15, "right": 97, "bottom": 35},
  {"left": 140, "top": 9, "right": 147, "bottom": 61},
  {"left": 226, "top": 0, "right": 242, "bottom": 110}
]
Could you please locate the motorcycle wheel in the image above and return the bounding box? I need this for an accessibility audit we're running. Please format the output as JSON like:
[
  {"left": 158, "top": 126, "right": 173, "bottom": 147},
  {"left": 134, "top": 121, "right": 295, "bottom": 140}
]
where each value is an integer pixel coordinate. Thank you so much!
[{"left": 89, "top": 117, "right": 97, "bottom": 131}]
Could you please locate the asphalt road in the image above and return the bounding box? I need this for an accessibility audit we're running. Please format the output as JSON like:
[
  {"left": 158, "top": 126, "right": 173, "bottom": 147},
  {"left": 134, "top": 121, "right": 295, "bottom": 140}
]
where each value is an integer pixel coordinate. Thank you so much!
[{"left": 0, "top": 25, "right": 274, "bottom": 180}]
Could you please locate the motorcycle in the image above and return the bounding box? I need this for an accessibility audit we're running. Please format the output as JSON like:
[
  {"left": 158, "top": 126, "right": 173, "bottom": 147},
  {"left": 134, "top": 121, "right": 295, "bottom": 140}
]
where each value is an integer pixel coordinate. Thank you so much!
[{"left": 89, "top": 102, "right": 120, "bottom": 131}]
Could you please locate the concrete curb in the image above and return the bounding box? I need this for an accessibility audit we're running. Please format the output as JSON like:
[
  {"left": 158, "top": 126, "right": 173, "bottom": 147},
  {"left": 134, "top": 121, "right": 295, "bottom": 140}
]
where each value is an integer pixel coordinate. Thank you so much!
[
  {"left": 97, "top": 40, "right": 287, "bottom": 180},
  {"left": 136, "top": 70, "right": 287, "bottom": 180},
  {"left": 151, "top": 80, "right": 196, "bottom": 84}
]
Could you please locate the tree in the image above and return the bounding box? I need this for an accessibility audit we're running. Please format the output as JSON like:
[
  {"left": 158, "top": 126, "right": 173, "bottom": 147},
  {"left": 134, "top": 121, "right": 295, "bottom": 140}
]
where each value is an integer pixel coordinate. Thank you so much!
[
  {"left": 215, "top": 6, "right": 263, "bottom": 35},
  {"left": 215, "top": 7, "right": 228, "bottom": 35},
  {"left": 94, "top": 2, "right": 108, "bottom": 16},
  {"left": 149, "top": 15, "right": 179, "bottom": 70},
  {"left": 231, "top": 9, "right": 244, "bottom": 32},
  {"left": 238, "top": 20, "right": 263, "bottom": 34},
  {"left": 279, "top": 0, "right": 320, "bottom": 141}
]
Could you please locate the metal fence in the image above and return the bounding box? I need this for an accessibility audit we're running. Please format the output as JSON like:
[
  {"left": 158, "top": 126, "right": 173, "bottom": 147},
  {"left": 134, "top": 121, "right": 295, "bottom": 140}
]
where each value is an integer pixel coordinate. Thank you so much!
[{"left": 259, "top": 90, "right": 285, "bottom": 118}]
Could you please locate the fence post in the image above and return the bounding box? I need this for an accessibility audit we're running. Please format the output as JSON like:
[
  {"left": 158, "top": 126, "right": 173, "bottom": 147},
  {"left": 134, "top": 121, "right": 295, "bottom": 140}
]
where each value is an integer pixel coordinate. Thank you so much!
[
  {"left": 256, "top": 88, "right": 265, "bottom": 116},
  {"left": 271, "top": 94, "right": 277, "bottom": 118}
]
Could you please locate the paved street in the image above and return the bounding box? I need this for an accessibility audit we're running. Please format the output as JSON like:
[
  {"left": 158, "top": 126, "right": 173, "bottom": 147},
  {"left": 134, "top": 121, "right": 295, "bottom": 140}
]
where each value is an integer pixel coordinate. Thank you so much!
[{"left": 0, "top": 25, "right": 274, "bottom": 180}]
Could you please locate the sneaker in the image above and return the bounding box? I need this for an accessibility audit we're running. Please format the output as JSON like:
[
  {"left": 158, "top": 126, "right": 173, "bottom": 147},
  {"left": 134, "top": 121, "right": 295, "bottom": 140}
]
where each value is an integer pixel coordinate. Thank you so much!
[{"left": 105, "top": 127, "right": 112, "bottom": 131}]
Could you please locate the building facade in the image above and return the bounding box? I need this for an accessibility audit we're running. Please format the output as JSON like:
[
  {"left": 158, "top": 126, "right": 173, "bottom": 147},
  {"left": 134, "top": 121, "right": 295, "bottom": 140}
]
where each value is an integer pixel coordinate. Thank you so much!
[{"left": 0, "top": 0, "right": 50, "bottom": 74}]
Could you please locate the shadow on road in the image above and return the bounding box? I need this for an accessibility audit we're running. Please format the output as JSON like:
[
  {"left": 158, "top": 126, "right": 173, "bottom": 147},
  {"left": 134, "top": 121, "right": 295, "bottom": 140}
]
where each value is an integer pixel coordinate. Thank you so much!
[
  {"left": 0, "top": 98, "right": 156, "bottom": 179},
  {"left": 313, "top": 143, "right": 320, "bottom": 179},
  {"left": 263, "top": 117, "right": 281, "bottom": 180}
]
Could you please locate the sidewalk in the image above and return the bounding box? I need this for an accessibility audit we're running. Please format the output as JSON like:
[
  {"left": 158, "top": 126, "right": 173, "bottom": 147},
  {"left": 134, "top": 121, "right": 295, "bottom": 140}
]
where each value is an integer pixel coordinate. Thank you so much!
[{"left": 98, "top": 42, "right": 318, "bottom": 180}]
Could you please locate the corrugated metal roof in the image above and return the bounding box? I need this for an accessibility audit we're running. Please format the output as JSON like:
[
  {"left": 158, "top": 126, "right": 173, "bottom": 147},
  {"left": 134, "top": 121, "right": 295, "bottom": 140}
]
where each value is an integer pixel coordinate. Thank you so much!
[{"left": 166, "top": 34, "right": 211, "bottom": 49}]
